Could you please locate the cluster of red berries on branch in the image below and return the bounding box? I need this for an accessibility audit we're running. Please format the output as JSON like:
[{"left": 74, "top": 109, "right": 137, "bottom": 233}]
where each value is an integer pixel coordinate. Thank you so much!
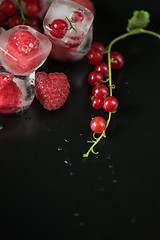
[
  {"left": 83, "top": 41, "right": 124, "bottom": 157},
  {"left": 0, "top": 0, "right": 45, "bottom": 30}
]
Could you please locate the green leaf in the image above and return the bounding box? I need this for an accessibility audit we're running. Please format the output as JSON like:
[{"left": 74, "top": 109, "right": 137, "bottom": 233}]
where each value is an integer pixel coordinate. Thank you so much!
[{"left": 127, "top": 10, "right": 150, "bottom": 32}]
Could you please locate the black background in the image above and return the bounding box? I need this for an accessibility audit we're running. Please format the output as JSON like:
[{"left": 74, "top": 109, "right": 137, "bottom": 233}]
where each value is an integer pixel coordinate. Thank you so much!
[{"left": 1, "top": 0, "right": 160, "bottom": 239}]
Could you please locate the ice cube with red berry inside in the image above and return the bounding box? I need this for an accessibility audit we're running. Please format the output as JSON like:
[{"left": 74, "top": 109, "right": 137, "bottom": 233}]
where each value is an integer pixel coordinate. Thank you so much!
[
  {"left": 0, "top": 25, "right": 52, "bottom": 76},
  {"left": 43, "top": 0, "right": 94, "bottom": 60}
]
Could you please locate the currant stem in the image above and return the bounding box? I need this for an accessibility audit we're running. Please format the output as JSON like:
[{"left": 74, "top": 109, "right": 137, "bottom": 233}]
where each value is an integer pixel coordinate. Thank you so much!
[
  {"left": 15, "top": 0, "right": 26, "bottom": 24},
  {"left": 64, "top": 16, "right": 77, "bottom": 33},
  {"left": 83, "top": 27, "right": 160, "bottom": 158}
]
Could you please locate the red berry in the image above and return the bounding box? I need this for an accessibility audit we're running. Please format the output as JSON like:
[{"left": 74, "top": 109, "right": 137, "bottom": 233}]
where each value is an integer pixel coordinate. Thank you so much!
[
  {"left": 26, "top": 3, "right": 39, "bottom": 16},
  {"left": 0, "top": 11, "right": 5, "bottom": 26},
  {"left": 50, "top": 19, "right": 68, "bottom": 39},
  {"left": 91, "top": 42, "right": 106, "bottom": 52},
  {"left": 90, "top": 116, "right": 106, "bottom": 134},
  {"left": 92, "top": 84, "right": 109, "bottom": 99},
  {"left": 0, "top": 73, "right": 22, "bottom": 114},
  {"left": 0, "top": 0, "right": 16, "bottom": 18},
  {"left": 8, "top": 16, "right": 22, "bottom": 28},
  {"left": 26, "top": 17, "right": 40, "bottom": 29},
  {"left": 94, "top": 62, "right": 109, "bottom": 78},
  {"left": 91, "top": 97, "right": 103, "bottom": 109},
  {"left": 7, "top": 30, "right": 39, "bottom": 54},
  {"left": 103, "top": 96, "right": 118, "bottom": 112},
  {"left": 35, "top": 72, "right": 70, "bottom": 111},
  {"left": 71, "top": 11, "right": 84, "bottom": 22},
  {"left": 109, "top": 52, "right": 124, "bottom": 70},
  {"left": 87, "top": 48, "right": 103, "bottom": 65},
  {"left": 88, "top": 71, "right": 103, "bottom": 86}
]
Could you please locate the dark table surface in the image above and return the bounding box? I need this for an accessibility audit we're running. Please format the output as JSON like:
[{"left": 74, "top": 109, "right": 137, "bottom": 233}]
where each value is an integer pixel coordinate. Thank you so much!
[{"left": 1, "top": 0, "right": 160, "bottom": 239}]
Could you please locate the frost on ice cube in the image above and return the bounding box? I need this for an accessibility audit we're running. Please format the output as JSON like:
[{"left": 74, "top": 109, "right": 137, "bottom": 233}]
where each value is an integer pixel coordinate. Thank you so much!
[
  {"left": 0, "top": 66, "right": 35, "bottom": 114},
  {"left": 43, "top": 0, "right": 94, "bottom": 61},
  {"left": 0, "top": 25, "right": 52, "bottom": 76}
]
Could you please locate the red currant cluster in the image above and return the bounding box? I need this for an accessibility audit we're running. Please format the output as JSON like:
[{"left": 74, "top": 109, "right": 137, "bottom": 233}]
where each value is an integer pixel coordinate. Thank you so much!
[
  {"left": 86, "top": 41, "right": 124, "bottom": 134},
  {"left": 0, "top": 0, "right": 45, "bottom": 30}
]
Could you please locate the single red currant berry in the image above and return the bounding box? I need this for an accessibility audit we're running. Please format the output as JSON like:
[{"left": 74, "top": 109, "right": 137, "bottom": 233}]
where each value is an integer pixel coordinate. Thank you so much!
[
  {"left": 8, "top": 16, "right": 21, "bottom": 28},
  {"left": 26, "top": 17, "right": 40, "bottom": 29},
  {"left": 90, "top": 116, "right": 106, "bottom": 134},
  {"left": 91, "top": 42, "right": 106, "bottom": 53},
  {"left": 71, "top": 11, "right": 84, "bottom": 22},
  {"left": 88, "top": 71, "right": 103, "bottom": 86},
  {"left": 0, "top": 11, "right": 5, "bottom": 26},
  {"left": 92, "top": 84, "right": 109, "bottom": 99},
  {"left": 94, "top": 62, "right": 109, "bottom": 77},
  {"left": 103, "top": 96, "right": 118, "bottom": 112},
  {"left": 87, "top": 48, "right": 103, "bottom": 65},
  {"left": 0, "top": 0, "right": 16, "bottom": 18},
  {"left": 109, "top": 52, "right": 124, "bottom": 70},
  {"left": 50, "top": 19, "right": 68, "bottom": 39},
  {"left": 26, "top": 3, "right": 39, "bottom": 16},
  {"left": 91, "top": 97, "right": 103, "bottom": 109}
]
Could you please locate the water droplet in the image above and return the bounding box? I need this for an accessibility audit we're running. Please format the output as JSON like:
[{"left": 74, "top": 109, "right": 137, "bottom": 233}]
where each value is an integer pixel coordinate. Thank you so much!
[
  {"left": 108, "top": 164, "right": 114, "bottom": 169},
  {"left": 80, "top": 133, "right": 83, "bottom": 136},
  {"left": 0, "top": 125, "right": 3, "bottom": 131},
  {"left": 111, "top": 171, "right": 115, "bottom": 174},
  {"left": 131, "top": 219, "right": 136, "bottom": 223},
  {"left": 69, "top": 172, "right": 74, "bottom": 176},
  {"left": 64, "top": 138, "right": 69, "bottom": 143},
  {"left": 124, "top": 81, "right": 129, "bottom": 85},
  {"left": 79, "top": 222, "right": 85, "bottom": 227},
  {"left": 74, "top": 213, "right": 79, "bottom": 217},
  {"left": 106, "top": 153, "right": 111, "bottom": 160},
  {"left": 64, "top": 158, "right": 72, "bottom": 167},
  {"left": 57, "top": 146, "right": 63, "bottom": 151},
  {"left": 112, "top": 179, "right": 118, "bottom": 183}
]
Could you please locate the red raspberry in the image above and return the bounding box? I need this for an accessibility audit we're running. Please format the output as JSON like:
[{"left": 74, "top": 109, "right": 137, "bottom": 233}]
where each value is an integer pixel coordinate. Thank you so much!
[
  {"left": 71, "top": 0, "right": 95, "bottom": 14},
  {"left": 35, "top": 72, "right": 70, "bottom": 111},
  {"left": 0, "top": 73, "right": 22, "bottom": 114}
]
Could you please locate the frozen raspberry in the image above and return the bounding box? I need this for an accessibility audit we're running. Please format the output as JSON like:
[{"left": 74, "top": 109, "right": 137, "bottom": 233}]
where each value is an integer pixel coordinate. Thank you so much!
[
  {"left": 7, "top": 30, "right": 39, "bottom": 54},
  {"left": 35, "top": 72, "right": 70, "bottom": 111},
  {"left": 3, "top": 30, "right": 40, "bottom": 75},
  {"left": 72, "top": 0, "right": 95, "bottom": 14},
  {"left": 0, "top": 73, "right": 22, "bottom": 114}
]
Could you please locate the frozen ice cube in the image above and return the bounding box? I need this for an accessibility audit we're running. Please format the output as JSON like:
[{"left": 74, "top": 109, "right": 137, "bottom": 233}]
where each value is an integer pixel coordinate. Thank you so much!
[
  {"left": 0, "top": 66, "right": 35, "bottom": 114},
  {"left": 43, "top": 0, "right": 94, "bottom": 49},
  {"left": 0, "top": 25, "right": 52, "bottom": 76}
]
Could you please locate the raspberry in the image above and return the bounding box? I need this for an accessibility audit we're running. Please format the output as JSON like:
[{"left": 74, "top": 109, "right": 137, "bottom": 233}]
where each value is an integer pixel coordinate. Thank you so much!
[
  {"left": 3, "top": 30, "right": 40, "bottom": 75},
  {"left": 71, "top": 0, "right": 95, "bottom": 14},
  {"left": 7, "top": 30, "right": 39, "bottom": 54},
  {"left": 0, "top": 73, "right": 22, "bottom": 114},
  {"left": 35, "top": 72, "right": 70, "bottom": 111}
]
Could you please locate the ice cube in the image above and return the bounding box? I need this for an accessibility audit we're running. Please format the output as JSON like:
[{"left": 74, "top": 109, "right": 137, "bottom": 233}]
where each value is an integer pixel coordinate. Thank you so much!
[
  {"left": 0, "top": 66, "right": 35, "bottom": 114},
  {"left": 43, "top": 0, "right": 94, "bottom": 61},
  {"left": 0, "top": 25, "right": 52, "bottom": 76}
]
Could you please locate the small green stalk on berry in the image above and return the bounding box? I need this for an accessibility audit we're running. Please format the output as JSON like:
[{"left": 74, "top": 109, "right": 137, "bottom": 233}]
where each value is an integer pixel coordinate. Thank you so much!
[
  {"left": 15, "top": 0, "right": 26, "bottom": 24},
  {"left": 83, "top": 10, "right": 160, "bottom": 158}
]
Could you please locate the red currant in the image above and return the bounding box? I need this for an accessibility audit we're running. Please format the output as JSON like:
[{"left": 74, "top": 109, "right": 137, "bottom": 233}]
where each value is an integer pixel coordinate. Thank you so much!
[
  {"left": 8, "top": 16, "right": 22, "bottom": 28},
  {"left": 26, "top": 3, "right": 39, "bottom": 16},
  {"left": 26, "top": 17, "right": 40, "bottom": 29},
  {"left": 91, "top": 97, "right": 103, "bottom": 109},
  {"left": 109, "top": 52, "right": 124, "bottom": 70},
  {"left": 90, "top": 116, "right": 106, "bottom": 134},
  {"left": 88, "top": 71, "right": 103, "bottom": 86},
  {"left": 0, "top": 11, "right": 5, "bottom": 26},
  {"left": 94, "top": 62, "right": 109, "bottom": 77},
  {"left": 50, "top": 19, "right": 68, "bottom": 39},
  {"left": 91, "top": 42, "right": 106, "bottom": 52},
  {"left": 87, "top": 48, "right": 103, "bottom": 65},
  {"left": 92, "top": 84, "right": 109, "bottom": 99},
  {"left": 0, "top": 0, "right": 16, "bottom": 18},
  {"left": 103, "top": 96, "right": 118, "bottom": 112},
  {"left": 71, "top": 11, "right": 84, "bottom": 22}
]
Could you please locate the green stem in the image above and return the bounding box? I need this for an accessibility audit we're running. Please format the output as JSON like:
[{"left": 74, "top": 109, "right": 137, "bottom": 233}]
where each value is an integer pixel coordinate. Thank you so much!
[
  {"left": 15, "top": 0, "right": 26, "bottom": 25},
  {"left": 64, "top": 16, "right": 77, "bottom": 33},
  {"left": 83, "top": 28, "right": 160, "bottom": 158}
]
